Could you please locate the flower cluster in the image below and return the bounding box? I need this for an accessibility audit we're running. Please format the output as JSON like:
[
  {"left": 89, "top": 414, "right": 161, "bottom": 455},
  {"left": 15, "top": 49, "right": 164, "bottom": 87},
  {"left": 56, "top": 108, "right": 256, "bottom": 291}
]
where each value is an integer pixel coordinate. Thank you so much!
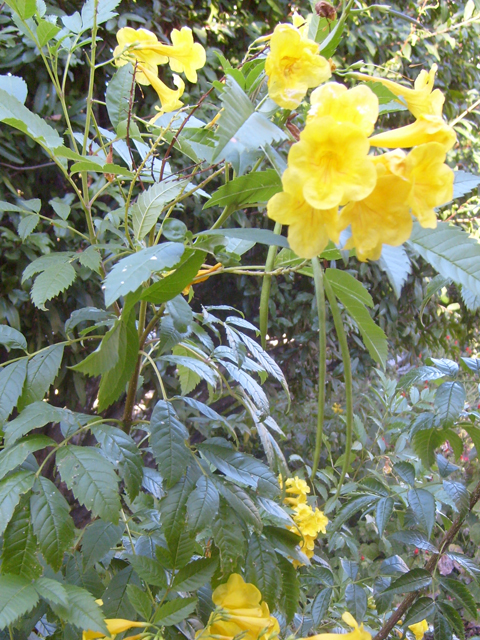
[
  {"left": 114, "top": 26, "right": 206, "bottom": 114},
  {"left": 198, "top": 573, "right": 280, "bottom": 640},
  {"left": 267, "top": 61, "right": 455, "bottom": 261},
  {"left": 282, "top": 476, "right": 328, "bottom": 565},
  {"left": 265, "top": 21, "right": 331, "bottom": 109}
]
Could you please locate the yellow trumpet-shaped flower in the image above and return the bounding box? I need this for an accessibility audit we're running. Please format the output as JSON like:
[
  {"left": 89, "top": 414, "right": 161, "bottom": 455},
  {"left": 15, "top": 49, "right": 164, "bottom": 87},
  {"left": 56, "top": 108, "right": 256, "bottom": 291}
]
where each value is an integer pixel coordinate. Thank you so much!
[
  {"left": 267, "top": 168, "right": 341, "bottom": 259},
  {"left": 300, "top": 612, "right": 372, "bottom": 640},
  {"left": 369, "top": 114, "right": 456, "bottom": 151},
  {"left": 286, "top": 117, "right": 377, "bottom": 210},
  {"left": 182, "top": 263, "right": 223, "bottom": 295},
  {"left": 408, "top": 619, "right": 428, "bottom": 640},
  {"left": 308, "top": 82, "right": 379, "bottom": 136},
  {"left": 114, "top": 27, "right": 168, "bottom": 84},
  {"left": 339, "top": 160, "right": 412, "bottom": 262},
  {"left": 292, "top": 503, "right": 329, "bottom": 537},
  {"left": 138, "top": 64, "right": 185, "bottom": 114},
  {"left": 265, "top": 23, "right": 331, "bottom": 109},
  {"left": 198, "top": 573, "right": 280, "bottom": 640},
  {"left": 83, "top": 619, "right": 147, "bottom": 640},
  {"left": 355, "top": 64, "right": 444, "bottom": 118}
]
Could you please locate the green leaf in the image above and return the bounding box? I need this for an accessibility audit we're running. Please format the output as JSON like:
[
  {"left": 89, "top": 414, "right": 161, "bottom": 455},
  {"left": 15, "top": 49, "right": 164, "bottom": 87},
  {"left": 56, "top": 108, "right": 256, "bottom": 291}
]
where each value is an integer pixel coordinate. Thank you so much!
[
  {"left": 82, "top": 520, "right": 125, "bottom": 569},
  {"left": 245, "top": 534, "right": 280, "bottom": 609},
  {"left": 436, "top": 601, "right": 465, "bottom": 640},
  {"left": 345, "top": 584, "right": 367, "bottom": 623},
  {"left": 4, "top": 401, "right": 66, "bottom": 445},
  {"left": 169, "top": 528, "right": 194, "bottom": 570},
  {"left": 102, "top": 566, "right": 138, "bottom": 619},
  {"left": 393, "top": 461, "right": 416, "bottom": 486},
  {"left": 149, "top": 400, "right": 190, "bottom": 487},
  {"left": 311, "top": 587, "right": 333, "bottom": 627},
  {"left": 3, "top": 0, "right": 36, "bottom": 19},
  {"left": 22, "top": 252, "right": 74, "bottom": 283},
  {"left": 0, "top": 359, "right": 27, "bottom": 423},
  {"left": 126, "top": 584, "right": 151, "bottom": 620},
  {"left": 56, "top": 446, "right": 120, "bottom": 523},
  {"left": 389, "top": 530, "right": 438, "bottom": 553},
  {"left": 0, "top": 88, "right": 62, "bottom": 149},
  {"left": 52, "top": 584, "right": 108, "bottom": 634},
  {"left": 163, "top": 352, "right": 218, "bottom": 390},
  {"left": 434, "top": 381, "right": 465, "bottom": 424},
  {"left": 133, "top": 178, "right": 189, "bottom": 241},
  {"left": 378, "top": 245, "right": 412, "bottom": 298},
  {"left": 441, "top": 577, "right": 477, "bottom": 619},
  {"left": 0, "top": 574, "right": 39, "bottom": 628},
  {"left": 215, "top": 481, "right": 262, "bottom": 531},
  {"left": 277, "top": 555, "right": 299, "bottom": 624},
  {"left": 411, "top": 427, "right": 450, "bottom": 468},
  {"left": 198, "top": 437, "right": 279, "bottom": 497},
  {"left": 0, "top": 325, "right": 27, "bottom": 351},
  {"left": 197, "top": 228, "right": 289, "bottom": 249},
  {"left": 127, "top": 554, "right": 167, "bottom": 588},
  {"left": 409, "top": 221, "right": 480, "bottom": 297},
  {"left": 186, "top": 476, "right": 220, "bottom": 533},
  {"left": 104, "top": 243, "right": 185, "bottom": 307},
  {"left": 18, "top": 343, "right": 64, "bottom": 409},
  {"left": 34, "top": 578, "right": 69, "bottom": 608},
  {"left": 0, "top": 435, "right": 53, "bottom": 482},
  {"left": 376, "top": 497, "right": 394, "bottom": 537},
  {"left": 1, "top": 497, "right": 40, "bottom": 579},
  {"left": 30, "top": 262, "right": 76, "bottom": 309},
  {"left": 330, "top": 495, "right": 378, "bottom": 532},
  {"left": 172, "top": 557, "right": 218, "bottom": 592},
  {"left": 153, "top": 596, "right": 197, "bottom": 626},
  {"left": 383, "top": 568, "right": 432, "bottom": 595},
  {"left": 434, "top": 611, "right": 452, "bottom": 640},
  {"left": 106, "top": 63, "right": 135, "bottom": 129},
  {"left": 18, "top": 213, "right": 39, "bottom": 240},
  {"left": 78, "top": 247, "right": 101, "bottom": 274},
  {"left": 398, "top": 366, "right": 446, "bottom": 390},
  {"left": 326, "top": 269, "right": 387, "bottom": 367},
  {"left": 443, "top": 481, "right": 469, "bottom": 514},
  {"left": 141, "top": 250, "right": 206, "bottom": 304},
  {"left": 204, "top": 170, "right": 282, "bottom": 209},
  {"left": 159, "top": 473, "right": 196, "bottom": 546},
  {"left": 71, "top": 320, "right": 125, "bottom": 376},
  {"left": 212, "top": 500, "right": 246, "bottom": 571},
  {"left": 0, "top": 471, "right": 35, "bottom": 536},
  {"left": 403, "top": 597, "right": 435, "bottom": 627},
  {"left": 380, "top": 555, "right": 409, "bottom": 575},
  {"left": 407, "top": 489, "right": 435, "bottom": 538},
  {"left": 30, "top": 476, "right": 75, "bottom": 571},
  {"left": 452, "top": 169, "right": 480, "bottom": 200},
  {"left": 262, "top": 526, "right": 308, "bottom": 565},
  {"left": 36, "top": 19, "right": 61, "bottom": 46}
]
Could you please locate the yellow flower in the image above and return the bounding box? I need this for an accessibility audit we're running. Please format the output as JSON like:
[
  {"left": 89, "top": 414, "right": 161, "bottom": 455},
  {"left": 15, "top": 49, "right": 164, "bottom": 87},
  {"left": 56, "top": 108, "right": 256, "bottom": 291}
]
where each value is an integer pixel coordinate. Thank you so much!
[
  {"left": 138, "top": 64, "right": 185, "bottom": 113},
  {"left": 291, "top": 11, "right": 308, "bottom": 37},
  {"left": 308, "top": 82, "right": 379, "bottom": 136},
  {"left": 182, "top": 263, "right": 223, "bottom": 295},
  {"left": 332, "top": 403, "right": 343, "bottom": 414},
  {"left": 198, "top": 573, "right": 280, "bottom": 640},
  {"left": 286, "top": 117, "right": 377, "bottom": 210},
  {"left": 355, "top": 65, "right": 444, "bottom": 118},
  {"left": 408, "top": 619, "right": 429, "bottom": 640},
  {"left": 285, "top": 476, "right": 310, "bottom": 497},
  {"left": 265, "top": 23, "right": 331, "bottom": 109},
  {"left": 114, "top": 27, "right": 168, "bottom": 84},
  {"left": 143, "top": 27, "right": 206, "bottom": 83},
  {"left": 292, "top": 503, "right": 329, "bottom": 537},
  {"left": 267, "top": 168, "right": 341, "bottom": 259},
  {"left": 300, "top": 612, "right": 372, "bottom": 640},
  {"left": 83, "top": 619, "right": 147, "bottom": 640},
  {"left": 339, "top": 160, "right": 412, "bottom": 262},
  {"left": 369, "top": 114, "right": 456, "bottom": 151}
]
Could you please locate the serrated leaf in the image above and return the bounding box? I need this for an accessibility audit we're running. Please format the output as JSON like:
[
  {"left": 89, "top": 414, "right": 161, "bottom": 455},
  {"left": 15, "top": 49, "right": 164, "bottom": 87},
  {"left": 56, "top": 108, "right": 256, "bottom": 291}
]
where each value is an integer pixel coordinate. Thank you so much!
[
  {"left": 436, "top": 454, "right": 459, "bottom": 477},
  {"left": 30, "top": 476, "right": 75, "bottom": 571},
  {"left": 71, "top": 320, "right": 125, "bottom": 376},
  {"left": 133, "top": 179, "right": 189, "bottom": 241},
  {"left": 0, "top": 574, "right": 39, "bottom": 628},
  {"left": 172, "top": 557, "right": 218, "bottom": 592},
  {"left": 106, "top": 63, "right": 135, "bottom": 129},
  {"left": 126, "top": 584, "right": 151, "bottom": 621},
  {"left": 407, "top": 489, "right": 436, "bottom": 538},
  {"left": 389, "top": 530, "right": 438, "bottom": 553},
  {"left": 18, "top": 213, "right": 39, "bottom": 240},
  {"left": 186, "top": 476, "right": 220, "bottom": 533},
  {"left": 18, "top": 343, "right": 64, "bottom": 409},
  {"left": 0, "top": 74, "right": 27, "bottom": 103},
  {"left": 452, "top": 169, "right": 480, "bottom": 199},
  {"left": 212, "top": 501, "right": 246, "bottom": 571},
  {"left": 78, "top": 247, "right": 101, "bottom": 273},
  {"left": 1, "top": 497, "right": 40, "bottom": 579},
  {"left": 403, "top": 597, "right": 435, "bottom": 627},
  {"left": 345, "top": 584, "right": 367, "bottom": 623},
  {"left": 104, "top": 243, "right": 184, "bottom": 307},
  {"left": 393, "top": 461, "right": 416, "bottom": 486},
  {"left": 383, "top": 568, "right": 432, "bottom": 595},
  {"left": 262, "top": 526, "right": 308, "bottom": 565},
  {"left": 197, "top": 227, "right": 289, "bottom": 249},
  {"left": 141, "top": 250, "right": 206, "bottom": 304},
  {"left": 376, "top": 497, "right": 394, "bottom": 537},
  {"left": 127, "top": 555, "right": 167, "bottom": 588},
  {"left": 434, "top": 611, "right": 452, "bottom": 640},
  {"left": 34, "top": 578, "right": 69, "bottom": 608},
  {"left": 65, "top": 307, "right": 112, "bottom": 335},
  {"left": 52, "top": 584, "right": 108, "bottom": 633},
  {"left": 277, "top": 555, "right": 299, "bottom": 624},
  {"left": 4, "top": 401, "right": 66, "bottom": 445},
  {"left": 330, "top": 495, "right": 378, "bottom": 532},
  {"left": 56, "top": 446, "right": 120, "bottom": 523},
  {"left": 437, "top": 601, "right": 464, "bottom": 640},
  {"left": 149, "top": 400, "right": 190, "bottom": 487},
  {"left": 0, "top": 88, "right": 62, "bottom": 149},
  {"left": 0, "top": 360, "right": 27, "bottom": 425},
  {"left": 398, "top": 366, "right": 446, "bottom": 390},
  {"left": 380, "top": 555, "right": 409, "bottom": 575},
  {"left": 102, "top": 566, "right": 139, "bottom": 619},
  {"left": 311, "top": 587, "right": 332, "bottom": 627},
  {"left": 378, "top": 244, "right": 412, "bottom": 298},
  {"left": 409, "top": 220, "right": 480, "bottom": 297},
  {"left": 159, "top": 473, "right": 195, "bottom": 547},
  {"left": 220, "top": 361, "right": 270, "bottom": 415},
  {"left": 0, "top": 471, "right": 35, "bottom": 537},
  {"left": 441, "top": 577, "right": 477, "bottom": 619},
  {"left": 245, "top": 534, "right": 280, "bottom": 609},
  {"left": 82, "top": 520, "right": 125, "bottom": 569},
  {"left": 0, "top": 325, "right": 27, "bottom": 351},
  {"left": 93, "top": 425, "right": 142, "bottom": 500},
  {"left": 0, "top": 435, "right": 53, "bottom": 482},
  {"left": 412, "top": 427, "right": 450, "bottom": 468},
  {"left": 36, "top": 19, "right": 61, "bottom": 46},
  {"left": 203, "top": 170, "right": 282, "bottom": 209},
  {"left": 215, "top": 480, "right": 263, "bottom": 531},
  {"left": 30, "top": 262, "right": 76, "bottom": 309},
  {"left": 443, "top": 481, "right": 469, "bottom": 514},
  {"left": 434, "top": 381, "right": 465, "bottom": 424},
  {"left": 153, "top": 596, "right": 197, "bottom": 626}
]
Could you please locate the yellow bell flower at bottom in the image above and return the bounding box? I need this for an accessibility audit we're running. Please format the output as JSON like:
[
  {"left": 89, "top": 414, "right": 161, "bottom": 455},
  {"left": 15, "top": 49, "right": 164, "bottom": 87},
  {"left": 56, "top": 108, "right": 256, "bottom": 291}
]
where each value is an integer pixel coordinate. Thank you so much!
[
  {"left": 408, "top": 619, "right": 428, "bottom": 640},
  {"left": 369, "top": 114, "right": 456, "bottom": 152},
  {"left": 114, "top": 27, "right": 168, "bottom": 85},
  {"left": 83, "top": 619, "right": 147, "bottom": 640},
  {"left": 137, "top": 64, "right": 185, "bottom": 114},
  {"left": 300, "top": 612, "right": 371, "bottom": 640}
]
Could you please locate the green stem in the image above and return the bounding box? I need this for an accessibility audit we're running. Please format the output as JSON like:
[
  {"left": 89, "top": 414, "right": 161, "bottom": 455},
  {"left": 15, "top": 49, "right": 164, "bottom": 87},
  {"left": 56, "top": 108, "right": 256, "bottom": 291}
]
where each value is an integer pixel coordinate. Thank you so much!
[
  {"left": 324, "top": 275, "right": 353, "bottom": 501},
  {"left": 259, "top": 222, "right": 282, "bottom": 349},
  {"left": 310, "top": 257, "right": 327, "bottom": 480},
  {"left": 210, "top": 203, "right": 236, "bottom": 230}
]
